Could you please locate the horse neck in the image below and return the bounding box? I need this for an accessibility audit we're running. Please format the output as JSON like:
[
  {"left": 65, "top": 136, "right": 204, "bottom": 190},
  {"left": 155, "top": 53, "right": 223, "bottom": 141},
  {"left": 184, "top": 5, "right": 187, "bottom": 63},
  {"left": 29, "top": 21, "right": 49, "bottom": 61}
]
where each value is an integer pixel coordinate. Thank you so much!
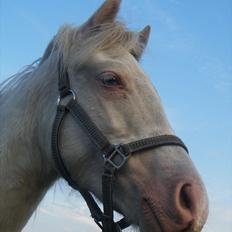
[{"left": 0, "top": 59, "right": 59, "bottom": 231}]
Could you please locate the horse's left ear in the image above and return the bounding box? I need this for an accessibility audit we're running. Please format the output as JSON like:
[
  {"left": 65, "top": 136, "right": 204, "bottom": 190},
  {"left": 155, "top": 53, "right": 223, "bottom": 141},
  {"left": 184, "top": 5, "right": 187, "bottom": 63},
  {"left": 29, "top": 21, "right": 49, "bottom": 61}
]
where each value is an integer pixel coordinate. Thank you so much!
[
  {"left": 81, "top": 0, "right": 121, "bottom": 32},
  {"left": 139, "top": 25, "right": 151, "bottom": 49},
  {"left": 133, "top": 25, "right": 151, "bottom": 60}
]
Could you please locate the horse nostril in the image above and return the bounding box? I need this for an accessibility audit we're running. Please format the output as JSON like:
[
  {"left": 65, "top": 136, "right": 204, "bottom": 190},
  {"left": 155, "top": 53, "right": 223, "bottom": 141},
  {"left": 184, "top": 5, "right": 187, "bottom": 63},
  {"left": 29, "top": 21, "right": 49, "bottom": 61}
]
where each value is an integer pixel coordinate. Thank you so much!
[
  {"left": 174, "top": 182, "right": 197, "bottom": 226},
  {"left": 180, "top": 184, "right": 192, "bottom": 210},
  {"left": 172, "top": 181, "right": 208, "bottom": 230}
]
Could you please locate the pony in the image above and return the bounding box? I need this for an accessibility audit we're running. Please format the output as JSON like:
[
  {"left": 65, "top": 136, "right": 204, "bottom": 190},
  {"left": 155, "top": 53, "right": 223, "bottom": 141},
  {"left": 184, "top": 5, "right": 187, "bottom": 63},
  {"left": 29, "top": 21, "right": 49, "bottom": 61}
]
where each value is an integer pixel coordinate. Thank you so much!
[{"left": 0, "top": 0, "right": 208, "bottom": 231}]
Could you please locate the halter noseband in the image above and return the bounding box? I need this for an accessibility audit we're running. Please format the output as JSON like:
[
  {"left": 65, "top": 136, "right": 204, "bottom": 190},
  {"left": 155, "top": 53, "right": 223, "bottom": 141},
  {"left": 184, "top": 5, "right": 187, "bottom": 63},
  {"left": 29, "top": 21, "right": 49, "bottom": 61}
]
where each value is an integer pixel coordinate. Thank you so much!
[{"left": 51, "top": 62, "right": 188, "bottom": 232}]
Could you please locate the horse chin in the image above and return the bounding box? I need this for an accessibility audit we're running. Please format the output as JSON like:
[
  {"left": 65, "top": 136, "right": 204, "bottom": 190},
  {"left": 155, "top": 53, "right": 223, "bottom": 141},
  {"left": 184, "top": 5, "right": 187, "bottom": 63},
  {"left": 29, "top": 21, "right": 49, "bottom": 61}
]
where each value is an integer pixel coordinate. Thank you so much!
[{"left": 139, "top": 199, "right": 164, "bottom": 232}]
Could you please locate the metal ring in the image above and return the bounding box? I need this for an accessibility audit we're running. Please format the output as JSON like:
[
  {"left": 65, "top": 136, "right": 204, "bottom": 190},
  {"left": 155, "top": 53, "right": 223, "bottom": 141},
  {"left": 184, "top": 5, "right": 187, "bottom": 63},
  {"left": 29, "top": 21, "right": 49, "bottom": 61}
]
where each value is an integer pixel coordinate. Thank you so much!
[{"left": 57, "top": 89, "right": 77, "bottom": 105}]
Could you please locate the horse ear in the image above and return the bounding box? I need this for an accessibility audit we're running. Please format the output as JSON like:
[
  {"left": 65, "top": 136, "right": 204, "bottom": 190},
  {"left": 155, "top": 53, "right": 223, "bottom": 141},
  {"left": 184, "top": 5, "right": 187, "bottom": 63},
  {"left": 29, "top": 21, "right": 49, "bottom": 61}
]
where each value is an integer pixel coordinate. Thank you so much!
[
  {"left": 81, "top": 0, "right": 121, "bottom": 31},
  {"left": 132, "top": 25, "right": 151, "bottom": 60},
  {"left": 139, "top": 25, "right": 151, "bottom": 49}
]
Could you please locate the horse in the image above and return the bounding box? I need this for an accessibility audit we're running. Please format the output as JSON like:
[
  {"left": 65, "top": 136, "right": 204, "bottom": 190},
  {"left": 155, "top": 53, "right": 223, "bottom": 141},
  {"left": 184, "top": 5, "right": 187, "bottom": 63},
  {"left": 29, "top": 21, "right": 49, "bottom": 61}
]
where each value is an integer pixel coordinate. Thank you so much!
[{"left": 0, "top": 0, "right": 208, "bottom": 231}]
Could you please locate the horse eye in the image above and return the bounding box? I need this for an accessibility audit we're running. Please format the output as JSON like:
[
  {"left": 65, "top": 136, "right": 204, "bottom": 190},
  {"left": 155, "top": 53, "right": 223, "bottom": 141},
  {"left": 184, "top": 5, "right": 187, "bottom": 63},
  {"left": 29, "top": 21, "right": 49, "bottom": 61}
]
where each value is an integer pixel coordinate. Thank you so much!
[{"left": 99, "top": 72, "right": 121, "bottom": 87}]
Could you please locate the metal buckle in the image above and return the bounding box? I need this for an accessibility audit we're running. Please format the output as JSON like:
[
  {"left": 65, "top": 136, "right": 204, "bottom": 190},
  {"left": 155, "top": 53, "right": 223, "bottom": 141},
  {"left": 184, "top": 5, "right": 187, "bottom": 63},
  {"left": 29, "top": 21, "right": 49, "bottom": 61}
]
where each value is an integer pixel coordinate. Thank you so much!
[
  {"left": 57, "top": 89, "right": 76, "bottom": 105},
  {"left": 103, "top": 145, "right": 128, "bottom": 170}
]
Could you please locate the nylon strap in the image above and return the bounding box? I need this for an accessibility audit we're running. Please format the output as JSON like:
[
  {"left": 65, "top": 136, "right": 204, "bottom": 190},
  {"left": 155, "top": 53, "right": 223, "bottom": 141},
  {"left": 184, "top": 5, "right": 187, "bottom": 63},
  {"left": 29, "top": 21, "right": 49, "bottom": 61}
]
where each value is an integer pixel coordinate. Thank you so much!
[
  {"left": 51, "top": 104, "right": 105, "bottom": 228},
  {"left": 123, "top": 135, "right": 188, "bottom": 154},
  {"left": 52, "top": 98, "right": 128, "bottom": 231},
  {"left": 65, "top": 99, "right": 188, "bottom": 156},
  {"left": 79, "top": 189, "right": 105, "bottom": 224},
  {"left": 51, "top": 105, "right": 79, "bottom": 189},
  {"left": 58, "top": 57, "right": 71, "bottom": 97},
  {"left": 102, "top": 171, "right": 114, "bottom": 231},
  {"left": 52, "top": 63, "right": 189, "bottom": 232},
  {"left": 66, "top": 99, "right": 113, "bottom": 153}
]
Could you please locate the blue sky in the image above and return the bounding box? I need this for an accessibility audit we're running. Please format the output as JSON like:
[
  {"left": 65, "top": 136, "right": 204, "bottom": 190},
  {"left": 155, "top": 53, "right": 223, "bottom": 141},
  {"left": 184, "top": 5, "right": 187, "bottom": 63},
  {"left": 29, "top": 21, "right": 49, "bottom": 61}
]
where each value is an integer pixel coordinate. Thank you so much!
[{"left": 0, "top": 0, "right": 232, "bottom": 231}]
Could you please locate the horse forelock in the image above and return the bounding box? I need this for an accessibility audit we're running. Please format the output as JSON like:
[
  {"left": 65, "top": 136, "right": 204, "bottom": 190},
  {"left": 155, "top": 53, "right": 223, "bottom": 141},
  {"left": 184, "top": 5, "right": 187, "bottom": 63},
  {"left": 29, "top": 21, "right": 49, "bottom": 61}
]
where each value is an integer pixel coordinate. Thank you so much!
[{"left": 52, "top": 22, "right": 139, "bottom": 68}]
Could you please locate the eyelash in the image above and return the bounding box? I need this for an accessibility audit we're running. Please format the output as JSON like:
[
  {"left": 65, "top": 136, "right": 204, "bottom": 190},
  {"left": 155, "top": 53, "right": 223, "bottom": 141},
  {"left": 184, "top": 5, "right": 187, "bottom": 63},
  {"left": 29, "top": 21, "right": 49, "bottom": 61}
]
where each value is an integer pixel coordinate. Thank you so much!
[{"left": 97, "top": 71, "right": 122, "bottom": 88}]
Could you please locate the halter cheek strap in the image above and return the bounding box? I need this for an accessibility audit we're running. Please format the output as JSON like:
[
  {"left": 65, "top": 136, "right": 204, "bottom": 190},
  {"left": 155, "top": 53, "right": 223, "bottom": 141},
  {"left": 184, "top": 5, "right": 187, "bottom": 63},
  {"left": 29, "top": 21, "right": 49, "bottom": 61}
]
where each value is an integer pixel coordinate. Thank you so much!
[{"left": 51, "top": 64, "right": 188, "bottom": 232}]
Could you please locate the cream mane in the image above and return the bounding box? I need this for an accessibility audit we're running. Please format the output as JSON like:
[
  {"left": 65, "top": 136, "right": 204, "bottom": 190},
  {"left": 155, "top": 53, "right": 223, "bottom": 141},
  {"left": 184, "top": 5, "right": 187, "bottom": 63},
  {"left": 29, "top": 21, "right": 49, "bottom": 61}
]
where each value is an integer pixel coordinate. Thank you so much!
[{"left": 51, "top": 22, "right": 141, "bottom": 67}]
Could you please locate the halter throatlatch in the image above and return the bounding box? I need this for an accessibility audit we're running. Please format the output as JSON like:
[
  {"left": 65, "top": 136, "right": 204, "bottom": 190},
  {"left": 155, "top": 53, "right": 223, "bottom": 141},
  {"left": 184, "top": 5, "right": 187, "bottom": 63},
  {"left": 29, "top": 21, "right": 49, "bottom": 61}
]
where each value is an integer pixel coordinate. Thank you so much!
[{"left": 51, "top": 62, "right": 188, "bottom": 232}]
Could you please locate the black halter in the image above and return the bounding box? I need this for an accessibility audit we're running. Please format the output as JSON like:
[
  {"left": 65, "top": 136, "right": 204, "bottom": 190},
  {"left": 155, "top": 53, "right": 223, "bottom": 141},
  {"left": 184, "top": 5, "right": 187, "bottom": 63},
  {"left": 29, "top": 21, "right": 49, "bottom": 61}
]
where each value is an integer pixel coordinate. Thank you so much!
[{"left": 51, "top": 62, "right": 188, "bottom": 232}]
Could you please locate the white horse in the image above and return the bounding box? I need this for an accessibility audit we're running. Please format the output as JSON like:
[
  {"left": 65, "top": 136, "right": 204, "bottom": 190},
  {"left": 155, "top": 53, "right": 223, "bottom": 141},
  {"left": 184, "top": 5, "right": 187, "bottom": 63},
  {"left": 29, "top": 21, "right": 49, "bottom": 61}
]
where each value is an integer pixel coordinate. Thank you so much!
[{"left": 0, "top": 0, "right": 208, "bottom": 231}]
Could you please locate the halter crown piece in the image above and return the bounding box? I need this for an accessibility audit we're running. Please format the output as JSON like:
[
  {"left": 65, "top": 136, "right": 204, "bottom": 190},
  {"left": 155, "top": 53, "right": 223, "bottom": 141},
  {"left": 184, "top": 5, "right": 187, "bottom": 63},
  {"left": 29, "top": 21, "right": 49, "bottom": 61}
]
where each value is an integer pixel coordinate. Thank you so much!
[{"left": 51, "top": 60, "right": 188, "bottom": 232}]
